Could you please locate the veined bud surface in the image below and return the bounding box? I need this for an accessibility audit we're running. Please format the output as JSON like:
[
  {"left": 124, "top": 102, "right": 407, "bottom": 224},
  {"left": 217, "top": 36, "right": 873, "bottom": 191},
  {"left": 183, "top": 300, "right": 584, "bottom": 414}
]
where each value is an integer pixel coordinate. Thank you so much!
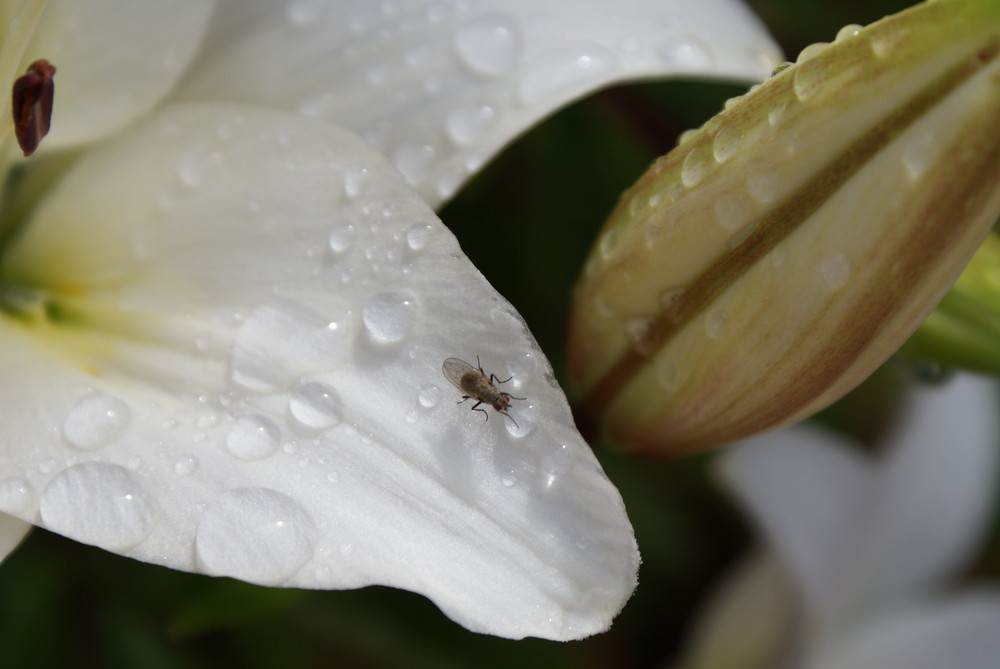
[{"left": 569, "top": 0, "right": 1000, "bottom": 455}]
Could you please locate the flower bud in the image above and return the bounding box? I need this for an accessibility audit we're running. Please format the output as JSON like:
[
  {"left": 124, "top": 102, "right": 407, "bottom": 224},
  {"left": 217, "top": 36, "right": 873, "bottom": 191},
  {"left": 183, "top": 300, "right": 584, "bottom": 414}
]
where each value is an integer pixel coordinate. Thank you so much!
[{"left": 569, "top": 0, "right": 1000, "bottom": 455}]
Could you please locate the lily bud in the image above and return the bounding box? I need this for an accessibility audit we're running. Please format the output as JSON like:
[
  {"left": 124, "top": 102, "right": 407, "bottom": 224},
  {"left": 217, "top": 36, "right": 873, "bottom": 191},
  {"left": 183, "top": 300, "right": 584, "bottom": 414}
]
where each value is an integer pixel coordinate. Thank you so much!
[{"left": 568, "top": 0, "right": 1000, "bottom": 456}]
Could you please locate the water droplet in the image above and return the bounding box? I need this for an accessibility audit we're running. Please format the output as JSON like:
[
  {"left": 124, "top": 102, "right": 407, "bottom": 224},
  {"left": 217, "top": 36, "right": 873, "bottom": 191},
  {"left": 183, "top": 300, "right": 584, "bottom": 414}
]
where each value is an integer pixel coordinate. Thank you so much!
[
  {"left": 713, "top": 126, "right": 742, "bottom": 163},
  {"left": 195, "top": 487, "right": 317, "bottom": 584},
  {"left": 453, "top": 14, "right": 520, "bottom": 77},
  {"left": 227, "top": 414, "right": 282, "bottom": 460},
  {"left": 819, "top": 254, "right": 852, "bottom": 290},
  {"left": 518, "top": 44, "right": 618, "bottom": 104},
  {"left": 0, "top": 477, "right": 32, "bottom": 514},
  {"left": 405, "top": 224, "right": 434, "bottom": 251},
  {"left": 178, "top": 147, "right": 222, "bottom": 187},
  {"left": 506, "top": 352, "right": 537, "bottom": 380},
  {"left": 343, "top": 167, "right": 369, "bottom": 198},
  {"left": 746, "top": 168, "right": 780, "bottom": 204},
  {"left": 681, "top": 147, "right": 709, "bottom": 187},
  {"left": 657, "top": 357, "right": 680, "bottom": 391},
  {"left": 541, "top": 444, "right": 573, "bottom": 488},
  {"left": 63, "top": 395, "right": 131, "bottom": 450},
  {"left": 287, "top": 0, "right": 323, "bottom": 26},
  {"left": 768, "top": 102, "right": 787, "bottom": 127},
  {"left": 793, "top": 57, "right": 826, "bottom": 100},
  {"left": 418, "top": 385, "right": 441, "bottom": 408},
  {"left": 173, "top": 455, "right": 198, "bottom": 477},
  {"left": 624, "top": 316, "right": 654, "bottom": 351},
  {"left": 39, "top": 463, "right": 155, "bottom": 551},
  {"left": 835, "top": 24, "right": 863, "bottom": 42},
  {"left": 713, "top": 193, "right": 753, "bottom": 232},
  {"left": 870, "top": 28, "right": 908, "bottom": 59},
  {"left": 796, "top": 41, "right": 829, "bottom": 63},
  {"left": 902, "top": 132, "right": 938, "bottom": 180},
  {"left": 289, "top": 383, "right": 342, "bottom": 430},
  {"left": 362, "top": 292, "right": 418, "bottom": 344},
  {"left": 659, "top": 34, "right": 715, "bottom": 69},
  {"left": 445, "top": 104, "right": 496, "bottom": 145},
  {"left": 500, "top": 472, "right": 517, "bottom": 487},
  {"left": 299, "top": 91, "right": 336, "bottom": 118},
  {"left": 598, "top": 228, "right": 620, "bottom": 259},
  {"left": 394, "top": 144, "right": 435, "bottom": 186},
  {"left": 704, "top": 308, "right": 727, "bottom": 339},
  {"left": 328, "top": 224, "right": 355, "bottom": 255}
]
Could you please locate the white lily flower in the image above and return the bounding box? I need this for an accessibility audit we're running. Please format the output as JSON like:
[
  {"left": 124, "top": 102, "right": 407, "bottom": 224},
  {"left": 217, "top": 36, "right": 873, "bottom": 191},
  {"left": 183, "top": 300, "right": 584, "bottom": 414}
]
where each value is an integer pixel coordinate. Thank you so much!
[
  {"left": 0, "top": 0, "right": 780, "bottom": 640},
  {"left": 675, "top": 373, "right": 1000, "bottom": 668}
]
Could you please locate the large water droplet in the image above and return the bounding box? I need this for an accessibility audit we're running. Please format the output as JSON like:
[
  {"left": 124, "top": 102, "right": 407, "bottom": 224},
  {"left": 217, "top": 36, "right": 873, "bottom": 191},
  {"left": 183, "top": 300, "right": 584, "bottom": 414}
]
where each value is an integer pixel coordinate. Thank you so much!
[
  {"left": 713, "top": 193, "right": 753, "bottom": 232},
  {"left": 394, "top": 144, "right": 436, "bottom": 186},
  {"left": 173, "top": 455, "right": 198, "bottom": 477},
  {"left": 704, "top": 308, "right": 727, "bottom": 339},
  {"left": 681, "top": 147, "right": 709, "bottom": 187},
  {"left": 793, "top": 57, "right": 826, "bottom": 100},
  {"left": 328, "top": 224, "right": 355, "bottom": 255},
  {"left": 518, "top": 44, "right": 618, "bottom": 104},
  {"left": 453, "top": 14, "right": 520, "bottom": 77},
  {"left": 39, "top": 464, "right": 155, "bottom": 551},
  {"left": 835, "top": 24, "right": 863, "bottom": 42},
  {"left": 362, "top": 292, "right": 418, "bottom": 344},
  {"left": 445, "top": 104, "right": 496, "bottom": 145},
  {"left": 405, "top": 224, "right": 434, "bottom": 251},
  {"left": 289, "top": 383, "right": 342, "bottom": 429},
  {"left": 195, "top": 487, "right": 317, "bottom": 584},
  {"left": 541, "top": 444, "right": 573, "bottom": 488},
  {"left": 63, "top": 395, "right": 132, "bottom": 450},
  {"left": 712, "top": 126, "right": 742, "bottom": 163},
  {"left": 227, "top": 414, "right": 282, "bottom": 460},
  {"left": 746, "top": 169, "right": 780, "bottom": 204},
  {"left": 418, "top": 385, "right": 441, "bottom": 408},
  {"left": 0, "top": 477, "right": 32, "bottom": 514}
]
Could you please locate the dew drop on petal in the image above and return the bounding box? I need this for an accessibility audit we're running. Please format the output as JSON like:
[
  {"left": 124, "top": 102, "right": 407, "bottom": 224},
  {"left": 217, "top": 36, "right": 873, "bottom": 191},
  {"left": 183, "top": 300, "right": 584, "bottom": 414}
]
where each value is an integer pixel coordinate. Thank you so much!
[
  {"left": 329, "top": 224, "right": 355, "bottom": 255},
  {"left": 712, "top": 126, "right": 742, "bottom": 163},
  {"left": 819, "top": 254, "right": 852, "bottom": 290},
  {"left": 902, "top": 132, "right": 939, "bottom": 180},
  {"left": 343, "top": 167, "right": 369, "bottom": 198},
  {"left": 445, "top": 104, "right": 496, "bottom": 145},
  {"left": 746, "top": 168, "right": 780, "bottom": 204},
  {"left": 195, "top": 487, "right": 318, "bottom": 584},
  {"left": 418, "top": 385, "right": 441, "bottom": 408},
  {"left": 289, "top": 383, "right": 342, "bottom": 429},
  {"left": 227, "top": 414, "right": 282, "bottom": 460},
  {"left": 681, "top": 146, "right": 709, "bottom": 187},
  {"left": 658, "top": 34, "right": 715, "bottom": 69},
  {"left": 362, "top": 292, "right": 418, "bottom": 344},
  {"left": 704, "top": 308, "right": 727, "bottom": 339},
  {"left": 39, "top": 464, "right": 155, "bottom": 551},
  {"left": 63, "top": 395, "right": 132, "bottom": 450},
  {"left": 835, "top": 24, "right": 863, "bottom": 42},
  {"left": 453, "top": 14, "right": 520, "bottom": 77},
  {"left": 0, "top": 477, "right": 32, "bottom": 514},
  {"left": 405, "top": 224, "right": 434, "bottom": 251},
  {"left": 540, "top": 444, "right": 573, "bottom": 488},
  {"left": 173, "top": 455, "right": 198, "bottom": 477},
  {"left": 518, "top": 44, "right": 618, "bottom": 104}
]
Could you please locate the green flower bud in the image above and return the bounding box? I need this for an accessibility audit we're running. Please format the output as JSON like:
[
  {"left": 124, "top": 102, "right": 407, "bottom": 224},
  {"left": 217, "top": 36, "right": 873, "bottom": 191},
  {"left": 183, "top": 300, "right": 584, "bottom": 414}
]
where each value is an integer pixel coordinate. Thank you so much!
[{"left": 569, "top": 0, "right": 1000, "bottom": 455}]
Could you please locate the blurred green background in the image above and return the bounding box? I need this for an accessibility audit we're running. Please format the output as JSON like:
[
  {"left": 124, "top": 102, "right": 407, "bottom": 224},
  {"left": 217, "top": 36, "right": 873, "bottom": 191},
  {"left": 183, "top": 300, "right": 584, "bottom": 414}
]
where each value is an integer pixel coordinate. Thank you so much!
[{"left": 3, "top": 1, "right": 996, "bottom": 667}]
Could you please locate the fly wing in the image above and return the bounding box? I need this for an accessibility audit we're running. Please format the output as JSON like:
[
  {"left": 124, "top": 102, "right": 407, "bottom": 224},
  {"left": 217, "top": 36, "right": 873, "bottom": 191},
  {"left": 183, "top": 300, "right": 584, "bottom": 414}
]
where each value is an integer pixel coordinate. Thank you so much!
[{"left": 442, "top": 358, "right": 476, "bottom": 390}]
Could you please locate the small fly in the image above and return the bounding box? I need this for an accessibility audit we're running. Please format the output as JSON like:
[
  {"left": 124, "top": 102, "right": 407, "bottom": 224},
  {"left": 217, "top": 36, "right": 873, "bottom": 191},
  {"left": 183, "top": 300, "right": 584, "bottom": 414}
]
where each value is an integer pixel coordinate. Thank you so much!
[{"left": 442, "top": 356, "right": 525, "bottom": 427}]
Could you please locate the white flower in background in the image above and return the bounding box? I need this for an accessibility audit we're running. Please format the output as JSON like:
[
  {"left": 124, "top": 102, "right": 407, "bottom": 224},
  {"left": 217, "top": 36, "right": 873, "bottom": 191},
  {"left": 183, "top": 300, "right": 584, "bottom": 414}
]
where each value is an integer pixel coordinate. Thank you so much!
[
  {"left": 676, "top": 373, "right": 1000, "bottom": 668},
  {"left": 0, "top": 0, "right": 780, "bottom": 640}
]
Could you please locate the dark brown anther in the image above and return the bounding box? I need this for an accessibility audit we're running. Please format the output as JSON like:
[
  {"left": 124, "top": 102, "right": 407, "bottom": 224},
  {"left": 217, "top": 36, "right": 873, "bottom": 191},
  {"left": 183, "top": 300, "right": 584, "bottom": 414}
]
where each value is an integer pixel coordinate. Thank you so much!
[{"left": 12, "top": 59, "right": 56, "bottom": 157}]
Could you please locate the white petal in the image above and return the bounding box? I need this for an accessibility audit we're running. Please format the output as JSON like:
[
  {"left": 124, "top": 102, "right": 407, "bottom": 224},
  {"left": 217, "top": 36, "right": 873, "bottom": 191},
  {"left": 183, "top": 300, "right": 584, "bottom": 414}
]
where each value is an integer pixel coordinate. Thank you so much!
[
  {"left": 19, "top": 0, "right": 215, "bottom": 149},
  {"left": 0, "top": 103, "right": 636, "bottom": 640},
  {"left": 841, "top": 374, "right": 999, "bottom": 611},
  {"left": 719, "top": 426, "right": 877, "bottom": 633},
  {"left": 808, "top": 591, "right": 1000, "bottom": 669},
  {"left": 0, "top": 513, "right": 32, "bottom": 563},
  {"left": 675, "top": 551, "right": 798, "bottom": 669},
  {"left": 172, "top": 0, "right": 782, "bottom": 207}
]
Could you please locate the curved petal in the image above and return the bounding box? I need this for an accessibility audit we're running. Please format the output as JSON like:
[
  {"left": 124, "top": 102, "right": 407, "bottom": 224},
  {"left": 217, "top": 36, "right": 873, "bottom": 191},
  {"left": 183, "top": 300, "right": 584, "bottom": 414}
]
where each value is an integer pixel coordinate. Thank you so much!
[
  {"left": 172, "top": 0, "right": 782, "bottom": 207},
  {"left": 719, "top": 426, "right": 876, "bottom": 633},
  {"left": 808, "top": 591, "right": 1000, "bottom": 669},
  {"left": 0, "top": 103, "right": 637, "bottom": 640},
  {"left": 675, "top": 551, "right": 798, "bottom": 669},
  {"left": 18, "top": 0, "right": 215, "bottom": 150},
  {"left": 0, "top": 513, "right": 32, "bottom": 563},
  {"left": 841, "top": 374, "right": 999, "bottom": 612}
]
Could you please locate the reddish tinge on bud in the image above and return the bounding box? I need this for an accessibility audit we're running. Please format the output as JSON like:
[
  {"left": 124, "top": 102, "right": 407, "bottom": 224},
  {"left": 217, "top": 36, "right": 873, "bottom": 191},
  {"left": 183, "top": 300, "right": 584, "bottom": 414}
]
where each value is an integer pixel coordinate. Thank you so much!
[
  {"left": 568, "top": 0, "right": 1000, "bottom": 456},
  {"left": 12, "top": 58, "right": 56, "bottom": 157}
]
